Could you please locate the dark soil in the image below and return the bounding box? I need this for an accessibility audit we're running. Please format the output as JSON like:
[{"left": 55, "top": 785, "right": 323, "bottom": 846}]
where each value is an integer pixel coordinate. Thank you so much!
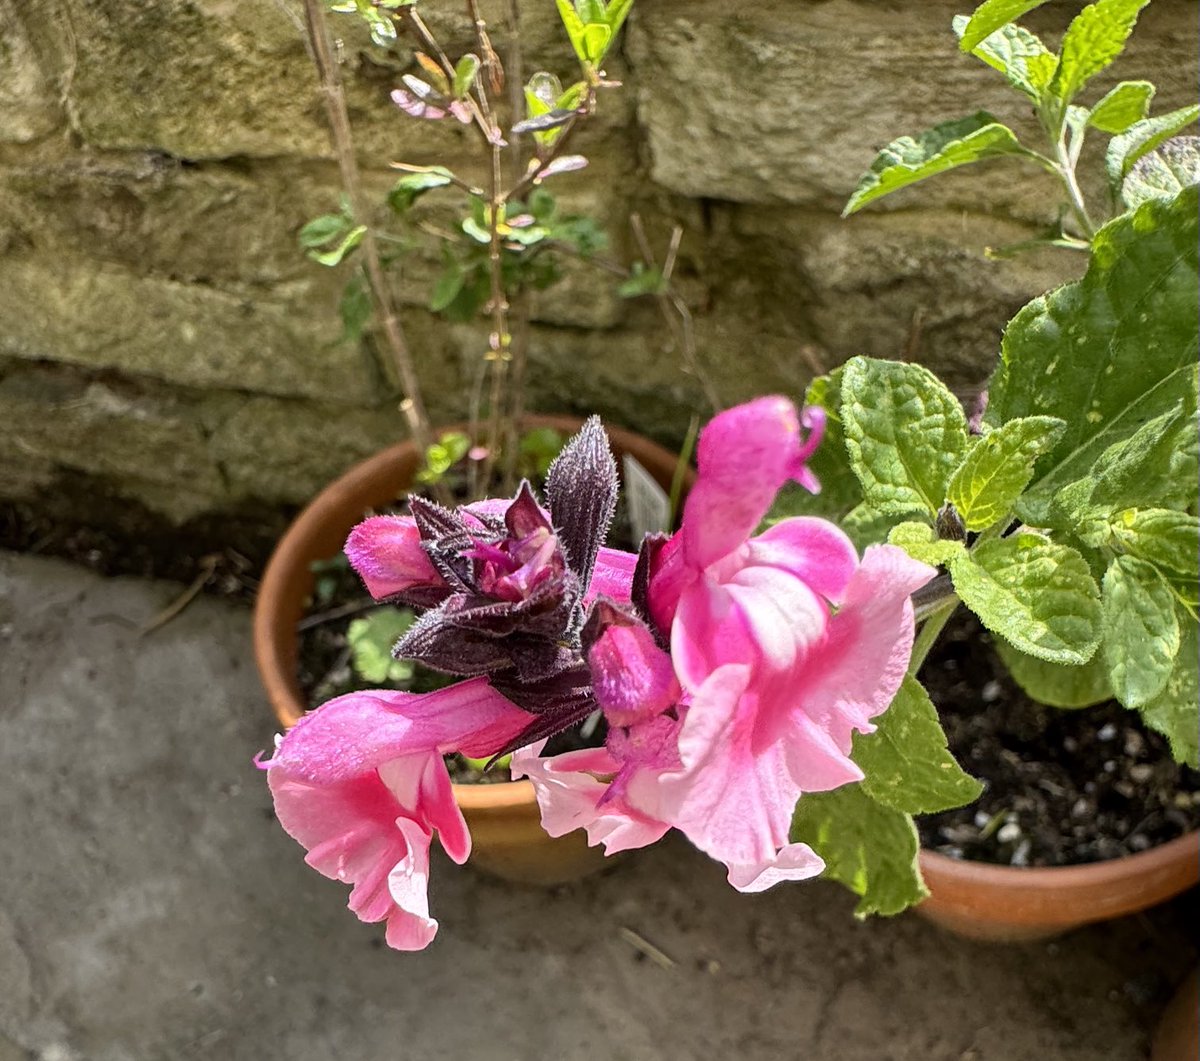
[{"left": 918, "top": 611, "right": 1200, "bottom": 867}]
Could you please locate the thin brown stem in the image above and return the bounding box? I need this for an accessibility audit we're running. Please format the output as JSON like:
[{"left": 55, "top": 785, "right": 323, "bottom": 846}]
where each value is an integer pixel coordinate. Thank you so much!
[
  {"left": 629, "top": 213, "right": 720, "bottom": 414},
  {"left": 301, "top": 0, "right": 438, "bottom": 463}
]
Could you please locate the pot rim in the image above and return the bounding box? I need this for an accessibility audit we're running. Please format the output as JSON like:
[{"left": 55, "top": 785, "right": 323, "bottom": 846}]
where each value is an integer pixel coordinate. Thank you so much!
[
  {"left": 252, "top": 414, "right": 688, "bottom": 803},
  {"left": 920, "top": 828, "right": 1199, "bottom": 884}
]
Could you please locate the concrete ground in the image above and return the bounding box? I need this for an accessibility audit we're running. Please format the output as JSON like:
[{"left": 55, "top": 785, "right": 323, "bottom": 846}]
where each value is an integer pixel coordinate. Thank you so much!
[{"left": 0, "top": 551, "right": 1195, "bottom": 1061}]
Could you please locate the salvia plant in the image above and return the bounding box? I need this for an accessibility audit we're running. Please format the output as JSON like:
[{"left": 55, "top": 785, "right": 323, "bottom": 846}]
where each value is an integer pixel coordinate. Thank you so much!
[{"left": 262, "top": 0, "right": 1199, "bottom": 947}]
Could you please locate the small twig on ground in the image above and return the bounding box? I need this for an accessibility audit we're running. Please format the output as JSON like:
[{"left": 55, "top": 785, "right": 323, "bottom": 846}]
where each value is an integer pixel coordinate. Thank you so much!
[
  {"left": 618, "top": 926, "right": 676, "bottom": 969},
  {"left": 138, "top": 555, "right": 218, "bottom": 637}
]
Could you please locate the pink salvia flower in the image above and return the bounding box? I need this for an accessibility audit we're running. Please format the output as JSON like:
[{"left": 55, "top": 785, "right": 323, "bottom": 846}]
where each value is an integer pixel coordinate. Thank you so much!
[
  {"left": 626, "top": 396, "right": 936, "bottom": 889},
  {"left": 262, "top": 679, "right": 533, "bottom": 950}
]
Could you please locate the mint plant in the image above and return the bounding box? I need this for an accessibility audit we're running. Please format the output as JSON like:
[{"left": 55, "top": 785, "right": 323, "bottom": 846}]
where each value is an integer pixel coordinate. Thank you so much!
[
  {"left": 776, "top": 0, "right": 1200, "bottom": 915},
  {"left": 844, "top": 0, "right": 1199, "bottom": 253}
]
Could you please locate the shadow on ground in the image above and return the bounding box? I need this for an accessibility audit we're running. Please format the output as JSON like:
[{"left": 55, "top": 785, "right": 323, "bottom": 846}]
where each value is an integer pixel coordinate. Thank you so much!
[{"left": 1, "top": 553, "right": 1195, "bottom": 1061}]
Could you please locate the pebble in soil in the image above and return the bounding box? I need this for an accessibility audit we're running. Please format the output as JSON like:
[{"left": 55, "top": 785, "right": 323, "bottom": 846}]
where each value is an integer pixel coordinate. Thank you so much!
[{"left": 918, "top": 612, "right": 1200, "bottom": 867}]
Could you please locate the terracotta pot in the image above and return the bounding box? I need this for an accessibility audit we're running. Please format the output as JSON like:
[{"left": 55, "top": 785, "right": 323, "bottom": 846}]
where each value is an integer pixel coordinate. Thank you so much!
[
  {"left": 917, "top": 832, "right": 1200, "bottom": 941},
  {"left": 253, "top": 414, "right": 688, "bottom": 886},
  {"left": 1153, "top": 966, "right": 1198, "bottom": 1061}
]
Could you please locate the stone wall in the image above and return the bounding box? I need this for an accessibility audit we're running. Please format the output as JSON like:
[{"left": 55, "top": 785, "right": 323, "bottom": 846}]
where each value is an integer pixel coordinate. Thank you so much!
[{"left": 1, "top": 0, "right": 1195, "bottom": 527}]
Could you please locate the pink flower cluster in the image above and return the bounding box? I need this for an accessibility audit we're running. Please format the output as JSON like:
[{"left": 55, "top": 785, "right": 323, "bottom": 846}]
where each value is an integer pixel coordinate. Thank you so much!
[{"left": 261, "top": 397, "right": 934, "bottom": 948}]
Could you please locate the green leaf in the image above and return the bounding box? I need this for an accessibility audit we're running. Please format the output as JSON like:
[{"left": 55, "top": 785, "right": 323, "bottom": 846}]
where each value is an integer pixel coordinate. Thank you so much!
[
  {"left": 1050, "top": 407, "right": 1194, "bottom": 524},
  {"left": 605, "top": 0, "right": 634, "bottom": 36},
  {"left": 617, "top": 262, "right": 665, "bottom": 298},
  {"left": 1122, "top": 136, "right": 1200, "bottom": 209},
  {"left": 945, "top": 416, "right": 1065, "bottom": 531},
  {"left": 853, "top": 676, "right": 983, "bottom": 815},
  {"left": 988, "top": 187, "right": 1200, "bottom": 525},
  {"left": 887, "top": 521, "right": 967, "bottom": 567},
  {"left": 430, "top": 259, "right": 466, "bottom": 313},
  {"left": 790, "top": 784, "right": 928, "bottom": 917},
  {"left": 1111, "top": 508, "right": 1200, "bottom": 605},
  {"left": 1102, "top": 555, "right": 1180, "bottom": 708},
  {"left": 840, "top": 357, "right": 969, "bottom": 516},
  {"left": 958, "top": 0, "right": 1053, "bottom": 51},
  {"left": 555, "top": 0, "right": 590, "bottom": 63},
  {"left": 1106, "top": 105, "right": 1200, "bottom": 193},
  {"left": 949, "top": 533, "right": 1102, "bottom": 664},
  {"left": 581, "top": 22, "right": 612, "bottom": 62},
  {"left": 388, "top": 167, "right": 455, "bottom": 212},
  {"left": 1049, "top": 0, "right": 1150, "bottom": 105},
  {"left": 1140, "top": 617, "right": 1199, "bottom": 767},
  {"left": 844, "top": 112, "right": 1030, "bottom": 215},
  {"left": 309, "top": 224, "right": 366, "bottom": 267},
  {"left": 453, "top": 53, "right": 480, "bottom": 98},
  {"left": 1088, "top": 80, "right": 1155, "bottom": 134},
  {"left": 953, "top": 14, "right": 1054, "bottom": 99},
  {"left": 337, "top": 275, "right": 372, "bottom": 345},
  {"left": 346, "top": 607, "right": 416, "bottom": 684},
  {"left": 298, "top": 213, "right": 348, "bottom": 248},
  {"left": 841, "top": 503, "right": 914, "bottom": 552},
  {"left": 994, "top": 638, "right": 1114, "bottom": 708}
]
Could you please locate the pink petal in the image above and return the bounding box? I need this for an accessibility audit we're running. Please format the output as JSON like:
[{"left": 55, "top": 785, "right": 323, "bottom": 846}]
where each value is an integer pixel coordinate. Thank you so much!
[
  {"left": 792, "top": 544, "right": 935, "bottom": 752},
  {"left": 269, "top": 770, "right": 439, "bottom": 950},
  {"left": 378, "top": 754, "right": 471, "bottom": 865},
  {"left": 588, "top": 618, "right": 680, "bottom": 727},
  {"left": 384, "top": 819, "right": 439, "bottom": 950},
  {"left": 585, "top": 546, "right": 638, "bottom": 605},
  {"left": 745, "top": 517, "right": 859, "bottom": 606},
  {"left": 725, "top": 841, "right": 825, "bottom": 893},
  {"left": 509, "top": 745, "right": 669, "bottom": 855},
  {"left": 265, "top": 679, "right": 534, "bottom": 785},
  {"left": 679, "top": 396, "right": 821, "bottom": 572},
  {"left": 631, "top": 665, "right": 789, "bottom": 865},
  {"left": 345, "top": 515, "right": 443, "bottom": 600}
]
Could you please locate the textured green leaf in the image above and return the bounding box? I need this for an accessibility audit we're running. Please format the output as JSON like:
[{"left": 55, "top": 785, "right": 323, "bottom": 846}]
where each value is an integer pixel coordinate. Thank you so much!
[
  {"left": 841, "top": 504, "right": 913, "bottom": 552},
  {"left": 1050, "top": 0, "right": 1150, "bottom": 104},
  {"left": 790, "top": 785, "right": 928, "bottom": 917},
  {"left": 1140, "top": 617, "right": 1199, "bottom": 767},
  {"left": 953, "top": 14, "right": 1054, "bottom": 99},
  {"left": 958, "top": 0, "right": 1053, "bottom": 51},
  {"left": 854, "top": 676, "right": 983, "bottom": 815},
  {"left": 994, "top": 638, "right": 1113, "bottom": 707},
  {"left": 949, "top": 534, "right": 1102, "bottom": 664},
  {"left": 1111, "top": 508, "right": 1200, "bottom": 605},
  {"left": 1088, "top": 80, "right": 1155, "bottom": 134},
  {"left": 946, "top": 416, "right": 1065, "bottom": 531},
  {"left": 841, "top": 357, "right": 970, "bottom": 516},
  {"left": 843, "top": 113, "right": 1030, "bottom": 215},
  {"left": 1102, "top": 556, "right": 1180, "bottom": 707},
  {"left": 1107, "top": 105, "right": 1200, "bottom": 193},
  {"left": 1123, "top": 136, "right": 1200, "bottom": 209},
  {"left": 988, "top": 188, "right": 1200, "bottom": 525},
  {"left": 887, "top": 521, "right": 966, "bottom": 567},
  {"left": 1050, "top": 407, "right": 1194, "bottom": 524}
]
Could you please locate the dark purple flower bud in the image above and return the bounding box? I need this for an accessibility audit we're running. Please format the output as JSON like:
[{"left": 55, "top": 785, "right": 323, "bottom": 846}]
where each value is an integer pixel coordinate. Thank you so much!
[{"left": 545, "top": 416, "right": 619, "bottom": 591}]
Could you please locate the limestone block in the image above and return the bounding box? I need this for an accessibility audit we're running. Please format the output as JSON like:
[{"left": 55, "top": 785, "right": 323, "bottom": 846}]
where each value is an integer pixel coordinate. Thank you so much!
[
  {"left": 0, "top": 0, "right": 62, "bottom": 143},
  {"left": 0, "top": 256, "right": 380, "bottom": 402},
  {"left": 628, "top": 0, "right": 1199, "bottom": 214},
  {"left": 0, "top": 364, "right": 228, "bottom": 520}
]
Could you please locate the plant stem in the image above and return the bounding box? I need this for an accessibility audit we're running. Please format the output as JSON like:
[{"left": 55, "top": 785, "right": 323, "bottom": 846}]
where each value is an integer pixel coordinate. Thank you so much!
[
  {"left": 908, "top": 599, "right": 958, "bottom": 677},
  {"left": 300, "top": 0, "right": 439, "bottom": 465},
  {"left": 1054, "top": 135, "right": 1097, "bottom": 241}
]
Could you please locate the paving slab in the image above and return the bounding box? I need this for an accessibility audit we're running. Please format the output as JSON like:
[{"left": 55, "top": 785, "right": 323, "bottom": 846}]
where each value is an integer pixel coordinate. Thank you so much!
[{"left": 0, "top": 552, "right": 1195, "bottom": 1061}]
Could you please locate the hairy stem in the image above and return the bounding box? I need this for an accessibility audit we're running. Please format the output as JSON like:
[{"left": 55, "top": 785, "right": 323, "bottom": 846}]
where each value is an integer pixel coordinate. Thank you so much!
[{"left": 908, "top": 598, "right": 958, "bottom": 677}]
